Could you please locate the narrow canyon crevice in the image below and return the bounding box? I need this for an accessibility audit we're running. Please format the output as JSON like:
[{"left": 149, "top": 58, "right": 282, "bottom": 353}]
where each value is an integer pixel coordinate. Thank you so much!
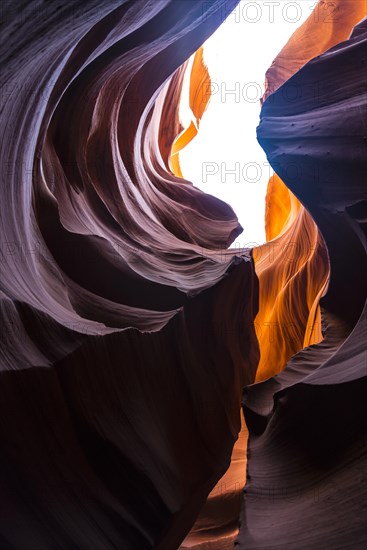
[{"left": 0, "top": 1, "right": 366, "bottom": 549}]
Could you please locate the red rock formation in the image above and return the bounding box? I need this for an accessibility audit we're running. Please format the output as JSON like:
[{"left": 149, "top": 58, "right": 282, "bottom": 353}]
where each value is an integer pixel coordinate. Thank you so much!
[
  {"left": 0, "top": 0, "right": 366, "bottom": 549},
  {"left": 0, "top": 1, "right": 257, "bottom": 548}
]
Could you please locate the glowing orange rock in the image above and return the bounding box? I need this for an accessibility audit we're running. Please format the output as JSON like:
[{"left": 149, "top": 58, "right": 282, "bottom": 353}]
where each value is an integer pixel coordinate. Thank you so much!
[
  {"left": 263, "top": 0, "right": 367, "bottom": 102},
  {"left": 170, "top": 47, "right": 212, "bottom": 178}
]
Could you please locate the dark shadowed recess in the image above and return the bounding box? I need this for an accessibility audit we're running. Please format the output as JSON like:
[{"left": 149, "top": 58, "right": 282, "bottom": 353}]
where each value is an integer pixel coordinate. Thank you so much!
[{"left": 0, "top": 259, "right": 259, "bottom": 549}]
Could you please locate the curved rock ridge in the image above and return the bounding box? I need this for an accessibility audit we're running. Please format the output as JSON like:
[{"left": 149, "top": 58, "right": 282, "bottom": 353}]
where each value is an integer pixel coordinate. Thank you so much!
[
  {"left": 262, "top": 0, "right": 367, "bottom": 102},
  {"left": 0, "top": 1, "right": 261, "bottom": 549},
  {"left": 1, "top": 0, "right": 246, "bottom": 366},
  {"left": 238, "top": 16, "right": 367, "bottom": 550}
]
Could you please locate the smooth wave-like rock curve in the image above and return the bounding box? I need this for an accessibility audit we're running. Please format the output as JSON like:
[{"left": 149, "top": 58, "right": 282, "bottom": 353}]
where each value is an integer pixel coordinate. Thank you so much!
[
  {"left": 1, "top": 1, "right": 260, "bottom": 548},
  {"left": 1, "top": 0, "right": 245, "bottom": 359}
]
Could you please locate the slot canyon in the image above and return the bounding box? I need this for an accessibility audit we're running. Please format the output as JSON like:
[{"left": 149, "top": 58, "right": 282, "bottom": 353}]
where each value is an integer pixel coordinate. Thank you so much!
[{"left": 0, "top": 1, "right": 366, "bottom": 548}]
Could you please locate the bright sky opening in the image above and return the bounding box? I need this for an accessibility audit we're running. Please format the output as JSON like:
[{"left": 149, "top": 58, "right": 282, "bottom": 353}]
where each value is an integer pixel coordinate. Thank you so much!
[{"left": 179, "top": 0, "right": 317, "bottom": 247}]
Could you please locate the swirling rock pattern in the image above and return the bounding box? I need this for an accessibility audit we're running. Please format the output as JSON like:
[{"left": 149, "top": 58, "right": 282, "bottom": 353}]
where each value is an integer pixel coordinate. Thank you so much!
[
  {"left": 1, "top": 0, "right": 366, "bottom": 549},
  {"left": 1, "top": 1, "right": 257, "bottom": 548}
]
